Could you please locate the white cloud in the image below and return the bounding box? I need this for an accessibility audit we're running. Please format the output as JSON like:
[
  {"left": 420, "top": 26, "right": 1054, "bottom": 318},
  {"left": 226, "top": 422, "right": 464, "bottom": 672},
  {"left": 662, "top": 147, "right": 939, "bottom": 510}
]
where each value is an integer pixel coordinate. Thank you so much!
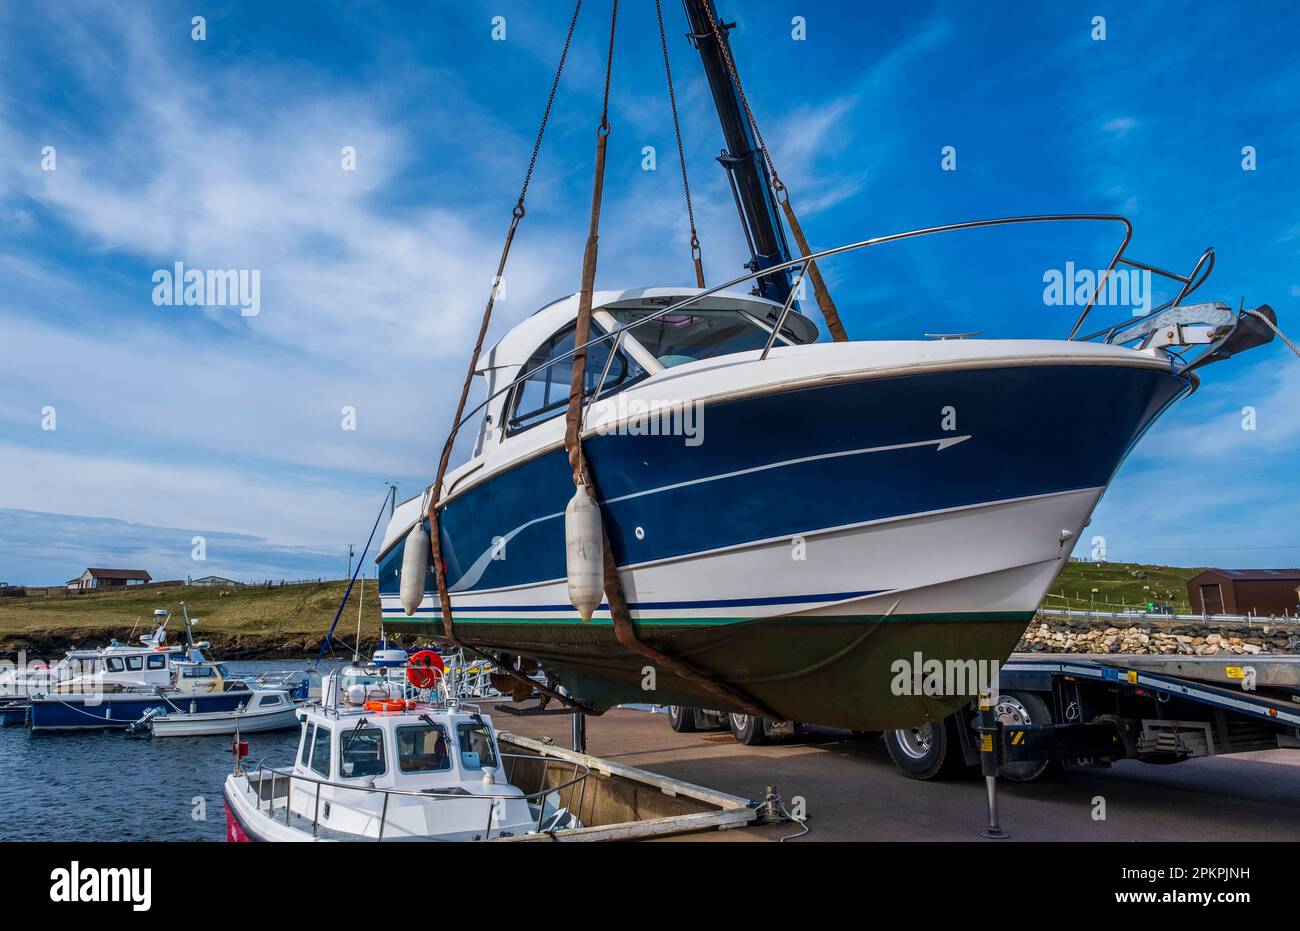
[
  {"left": 0, "top": 442, "right": 371, "bottom": 545},
  {"left": 1101, "top": 117, "right": 1138, "bottom": 138}
]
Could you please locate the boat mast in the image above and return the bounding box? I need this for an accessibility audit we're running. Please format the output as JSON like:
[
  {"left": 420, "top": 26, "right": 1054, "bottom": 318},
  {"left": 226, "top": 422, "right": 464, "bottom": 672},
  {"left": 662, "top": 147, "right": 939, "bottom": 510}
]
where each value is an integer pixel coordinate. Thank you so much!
[{"left": 680, "top": 0, "right": 794, "bottom": 304}]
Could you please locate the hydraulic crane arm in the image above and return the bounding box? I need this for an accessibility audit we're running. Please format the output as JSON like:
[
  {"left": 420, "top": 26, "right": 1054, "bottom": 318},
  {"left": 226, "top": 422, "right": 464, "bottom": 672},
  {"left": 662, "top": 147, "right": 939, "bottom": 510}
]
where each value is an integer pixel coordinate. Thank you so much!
[{"left": 681, "top": 0, "right": 794, "bottom": 304}]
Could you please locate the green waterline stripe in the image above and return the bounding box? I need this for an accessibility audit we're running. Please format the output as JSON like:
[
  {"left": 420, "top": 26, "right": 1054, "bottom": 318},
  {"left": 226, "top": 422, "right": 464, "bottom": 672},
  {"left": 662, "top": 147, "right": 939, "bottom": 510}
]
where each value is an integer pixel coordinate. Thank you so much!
[{"left": 380, "top": 611, "right": 1036, "bottom": 627}]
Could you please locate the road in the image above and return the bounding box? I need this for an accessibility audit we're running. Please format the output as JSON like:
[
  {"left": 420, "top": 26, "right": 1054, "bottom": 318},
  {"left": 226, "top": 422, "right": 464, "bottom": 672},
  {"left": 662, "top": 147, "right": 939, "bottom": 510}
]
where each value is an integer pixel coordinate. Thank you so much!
[{"left": 494, "top": 705, "right": 1300, "bottom": 841}]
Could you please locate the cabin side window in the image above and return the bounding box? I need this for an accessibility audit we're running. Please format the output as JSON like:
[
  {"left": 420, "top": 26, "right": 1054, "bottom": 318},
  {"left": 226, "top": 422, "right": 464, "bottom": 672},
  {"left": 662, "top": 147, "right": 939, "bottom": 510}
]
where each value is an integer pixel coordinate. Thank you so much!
[
  {"left": 125, "top": 655, "right": 143, "bottom": 671},
  {"left": 506, "top": 322, "right": 644, "bottom": 435},
  {"left": 456, "top": 722, "right": 499, "bottom": 770},
  {"left": 146, "top": 655, "right": 166, "bottom": 670},
  {"left": 106, "top": 657, "right": 125, "bottom": 673},
  {"left": 309, "top": 723, "right": 332, "bottom": 778}
]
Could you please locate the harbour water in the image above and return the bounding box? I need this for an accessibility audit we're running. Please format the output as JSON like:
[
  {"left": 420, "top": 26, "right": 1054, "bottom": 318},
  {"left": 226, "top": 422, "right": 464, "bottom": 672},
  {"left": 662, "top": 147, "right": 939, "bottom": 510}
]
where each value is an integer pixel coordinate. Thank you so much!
[{"left": 0, "top": 660, "right": 341, "bottom": 841}]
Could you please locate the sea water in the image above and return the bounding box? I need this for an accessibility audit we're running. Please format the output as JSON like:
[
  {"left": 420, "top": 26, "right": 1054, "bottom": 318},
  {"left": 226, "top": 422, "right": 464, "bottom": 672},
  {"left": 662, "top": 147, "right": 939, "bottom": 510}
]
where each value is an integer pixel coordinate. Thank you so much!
[{"left": 0, "top": 660, "right": 344, "bottom": 841}]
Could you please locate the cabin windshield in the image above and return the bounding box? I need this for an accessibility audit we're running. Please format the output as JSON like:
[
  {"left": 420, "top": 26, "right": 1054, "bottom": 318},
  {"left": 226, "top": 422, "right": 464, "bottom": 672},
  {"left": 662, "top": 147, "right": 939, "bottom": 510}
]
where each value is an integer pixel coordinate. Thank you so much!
[
  {"left": 607, "top": 308, "right": 779, "bottom": 368},
  {"left": 339, "top": 726, "right": 387, "bottom": 779},
  {"left": 396, "top": 723, "right": 452, "bottom": 773}
]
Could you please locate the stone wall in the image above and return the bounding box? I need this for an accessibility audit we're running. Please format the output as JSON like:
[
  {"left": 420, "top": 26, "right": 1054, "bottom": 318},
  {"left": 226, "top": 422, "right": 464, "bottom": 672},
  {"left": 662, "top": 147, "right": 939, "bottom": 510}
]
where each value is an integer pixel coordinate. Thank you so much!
[{"left": 1017, "top": 618, "right": 1300, "bottom": 656}]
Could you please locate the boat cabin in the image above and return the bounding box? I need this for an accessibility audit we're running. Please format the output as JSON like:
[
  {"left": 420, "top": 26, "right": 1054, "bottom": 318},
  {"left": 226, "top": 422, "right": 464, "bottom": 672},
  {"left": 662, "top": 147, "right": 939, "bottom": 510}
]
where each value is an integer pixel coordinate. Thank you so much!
[
  {"left": 376, "top": 287, "right": 819, "bottom": 559},
  {"left": 279, "top": 669, "right": 537, "bottom": 840},
  {"left": 468, "top": 287, "right": 817, "bottom": 457}
]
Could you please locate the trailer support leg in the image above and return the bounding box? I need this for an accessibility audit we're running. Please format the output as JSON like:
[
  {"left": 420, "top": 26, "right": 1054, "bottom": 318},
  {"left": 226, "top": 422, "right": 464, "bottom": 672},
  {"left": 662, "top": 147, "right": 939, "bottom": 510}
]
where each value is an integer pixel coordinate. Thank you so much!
[
  {"left": 977, "top": 691, "right": 1009, "bottom": 839},
  {"left": 571, "top": 710, "right": 587, "bottom": 754}
]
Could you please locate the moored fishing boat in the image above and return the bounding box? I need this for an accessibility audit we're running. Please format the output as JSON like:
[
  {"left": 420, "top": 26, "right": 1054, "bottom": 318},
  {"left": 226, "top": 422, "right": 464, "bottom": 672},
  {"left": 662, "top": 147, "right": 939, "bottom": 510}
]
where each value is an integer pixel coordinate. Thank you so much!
[
  {"left": 27, "top": 605, "right": 308, "bottom": 731},
  {"left": 222, "top": 651, "right": 583, "bottom": 841}
]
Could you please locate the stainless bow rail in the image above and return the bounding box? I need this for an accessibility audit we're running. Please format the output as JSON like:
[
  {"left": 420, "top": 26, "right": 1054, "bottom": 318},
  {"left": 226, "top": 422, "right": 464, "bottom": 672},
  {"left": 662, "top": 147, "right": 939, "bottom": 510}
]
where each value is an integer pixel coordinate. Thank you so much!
[
  {"left": 247, "top": 751, "right": 590, "bottom": 841},
  {"left": 441, "top": 213, "right": 1212, "bottom": 461}
]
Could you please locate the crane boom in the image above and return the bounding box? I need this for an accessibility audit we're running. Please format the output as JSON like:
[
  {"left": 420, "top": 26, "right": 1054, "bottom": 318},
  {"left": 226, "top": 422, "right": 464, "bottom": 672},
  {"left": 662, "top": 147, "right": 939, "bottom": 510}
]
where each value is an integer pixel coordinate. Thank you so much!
[{"left": 681, "top": 0, "right": 794, "bottom": 304}]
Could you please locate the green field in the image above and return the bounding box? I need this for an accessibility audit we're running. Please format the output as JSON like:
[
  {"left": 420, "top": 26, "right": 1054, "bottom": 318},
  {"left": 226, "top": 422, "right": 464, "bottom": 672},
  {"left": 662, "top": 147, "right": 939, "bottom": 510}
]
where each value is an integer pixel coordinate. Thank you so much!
[
  {"left": 1045, "top": 561, "right": 1200, "bottom": 614},
  {"left": 0, "top": 560, "right": 1200, "bottom": 651}
]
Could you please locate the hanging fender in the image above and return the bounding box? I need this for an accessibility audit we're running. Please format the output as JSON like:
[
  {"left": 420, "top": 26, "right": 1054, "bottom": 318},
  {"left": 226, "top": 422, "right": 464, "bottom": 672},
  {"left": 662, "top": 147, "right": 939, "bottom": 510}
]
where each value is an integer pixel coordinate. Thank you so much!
[
  {"left": 400, "top": 520, "right": 431, "bottom": 616},
  {"left": 565, "top": 486, "right": 605, "bottom": 622}
]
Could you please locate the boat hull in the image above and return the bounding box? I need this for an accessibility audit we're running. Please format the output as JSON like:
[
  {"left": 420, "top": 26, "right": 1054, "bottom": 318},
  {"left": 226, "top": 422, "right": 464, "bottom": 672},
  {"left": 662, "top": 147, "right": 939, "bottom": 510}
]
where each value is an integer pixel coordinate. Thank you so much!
[
  {"left": 0, "top": 701, "right": 28, "bottom": 727},
  {"left": 381, "top": 359, "right": 1186, "bottom": 729},
  {"left": 30, "top": 690, "right": 256, "bottom": 731},
  {"left": 151, "top": 705, "right": 301, "bottom": 737}
]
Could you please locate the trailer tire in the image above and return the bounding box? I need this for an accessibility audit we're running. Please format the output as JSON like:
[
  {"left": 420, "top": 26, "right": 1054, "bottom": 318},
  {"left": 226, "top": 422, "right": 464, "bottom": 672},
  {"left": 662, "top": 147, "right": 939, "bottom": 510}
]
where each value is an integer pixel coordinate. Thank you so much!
[
  {"left": 667, "top": 705, "right": 697, "bottom": 733},
  {"left": 729, "top": 713, "right": 769, "bottom": 746},
  {"left": 884, "top": 716, "right": 964, "bottom": 780},
  {"left": 995, "top": 691, "right": 1055, "bottom": 783}
]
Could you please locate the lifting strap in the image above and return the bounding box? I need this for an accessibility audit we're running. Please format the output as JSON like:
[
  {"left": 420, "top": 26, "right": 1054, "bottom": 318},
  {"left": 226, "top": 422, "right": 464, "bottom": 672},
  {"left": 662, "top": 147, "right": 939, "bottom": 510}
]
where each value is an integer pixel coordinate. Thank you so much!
[
  {"left": 424, "top": 1, "right": 593, "bottom": 714},
  {"left": 655, "top": 0, "right": 705, "bottom": 288},
  {"left": 561, "top": 2, "right": 782, "bottom": 721},
  {"left": 699, "top": 3, "right": 849, "bottom": 343}
]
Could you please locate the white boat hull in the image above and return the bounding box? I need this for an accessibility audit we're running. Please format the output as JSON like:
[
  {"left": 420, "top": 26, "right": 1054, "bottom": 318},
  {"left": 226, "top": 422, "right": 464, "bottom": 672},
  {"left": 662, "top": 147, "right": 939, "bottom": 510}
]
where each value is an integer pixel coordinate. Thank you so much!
[{"left": 151, "top": 704, "right": 302, "bottom": 737}]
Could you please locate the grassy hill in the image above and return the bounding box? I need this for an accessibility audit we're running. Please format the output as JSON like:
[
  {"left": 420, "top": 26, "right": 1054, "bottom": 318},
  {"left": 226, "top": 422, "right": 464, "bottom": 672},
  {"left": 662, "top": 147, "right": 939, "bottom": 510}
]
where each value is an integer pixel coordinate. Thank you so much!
[
  {"left": 0, "top": 580, "right": 383, "bottom": 656},
  {"left": 1045, "top": 561, "right": 1201, "bottom": 613},
  {"left": 0, "top": 561, "right": 1202, "bottom": 656}
]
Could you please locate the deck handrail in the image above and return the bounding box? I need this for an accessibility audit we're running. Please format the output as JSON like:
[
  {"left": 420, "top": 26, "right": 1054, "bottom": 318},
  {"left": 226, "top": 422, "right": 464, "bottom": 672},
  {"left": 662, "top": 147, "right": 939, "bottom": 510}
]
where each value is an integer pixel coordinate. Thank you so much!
[{"left": 436, "top": 214, "right": 1210, "bottom": 480}]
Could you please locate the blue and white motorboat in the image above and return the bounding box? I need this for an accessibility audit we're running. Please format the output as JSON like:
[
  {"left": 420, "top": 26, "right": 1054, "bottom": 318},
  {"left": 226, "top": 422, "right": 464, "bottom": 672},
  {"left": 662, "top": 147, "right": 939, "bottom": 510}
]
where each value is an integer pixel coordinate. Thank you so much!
[
  {"left": 372, "top": 274, "right": 1277, "bottom": 733},
  {"left": 27, "top": 605, "right": 308, "bottom": 731},
  {"left": 367, "top": 2, "right": 1281, "bottom": 732}
]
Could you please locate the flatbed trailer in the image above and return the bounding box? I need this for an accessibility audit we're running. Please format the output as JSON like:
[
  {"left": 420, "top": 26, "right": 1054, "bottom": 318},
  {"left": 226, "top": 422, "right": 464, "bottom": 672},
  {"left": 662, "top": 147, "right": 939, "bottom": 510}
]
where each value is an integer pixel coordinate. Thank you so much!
[
  {"left": 883, "top": 652, "right": 1300, "bottom": 782},
  {"left": 668, "top": 652, "right": 1300, "bottom": 785}
]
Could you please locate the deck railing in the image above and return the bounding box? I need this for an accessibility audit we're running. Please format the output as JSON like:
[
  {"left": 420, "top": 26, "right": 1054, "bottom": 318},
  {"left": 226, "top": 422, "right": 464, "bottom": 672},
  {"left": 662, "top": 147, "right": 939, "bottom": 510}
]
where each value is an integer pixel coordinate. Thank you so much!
[
  {"left": 248, "top": 751, "right": 590, "bottom": 841},
  {"left": 437, "top": 213, "right": 1216, "bottom": 480}
]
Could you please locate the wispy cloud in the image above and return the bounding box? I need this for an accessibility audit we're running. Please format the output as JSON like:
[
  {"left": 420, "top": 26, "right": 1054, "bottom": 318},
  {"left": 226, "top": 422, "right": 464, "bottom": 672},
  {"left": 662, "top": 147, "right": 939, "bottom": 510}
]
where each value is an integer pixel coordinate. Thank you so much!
[{"left": 1101, "top": 117, "right": 1138, "bottom": 138}]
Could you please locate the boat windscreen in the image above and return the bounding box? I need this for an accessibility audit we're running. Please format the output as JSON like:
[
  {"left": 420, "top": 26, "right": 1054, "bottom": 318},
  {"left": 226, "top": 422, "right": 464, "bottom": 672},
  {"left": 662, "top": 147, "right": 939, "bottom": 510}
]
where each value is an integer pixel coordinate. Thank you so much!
[
  {"left": 607, "top": 308, "right": 780, "bottom": 368},
  {"left": 397, "top": 723, "right": 452, "bottom": 773}
]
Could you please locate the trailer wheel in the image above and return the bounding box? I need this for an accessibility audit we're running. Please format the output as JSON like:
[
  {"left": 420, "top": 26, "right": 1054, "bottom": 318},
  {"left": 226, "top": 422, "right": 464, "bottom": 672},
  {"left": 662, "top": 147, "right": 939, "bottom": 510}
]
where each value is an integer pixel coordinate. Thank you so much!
[
  {"left": 883, "top": 717, "right": 964, "bottom": 780},
  {"left": 729, "top": 713, "right": 769, "bottom": 745},
  {"left": 995, "top": 691, "right": 1054, "bottom": 783},
  {"left": 667, "top": 705, "right": 697, "bottom": 733}
]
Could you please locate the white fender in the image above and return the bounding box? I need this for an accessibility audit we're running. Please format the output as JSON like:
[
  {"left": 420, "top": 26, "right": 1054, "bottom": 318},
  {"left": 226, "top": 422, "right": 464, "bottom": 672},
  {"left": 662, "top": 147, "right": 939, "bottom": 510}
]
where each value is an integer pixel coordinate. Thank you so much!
[
  {"left": 400, "top": 520, "right": 430, "bottom": 616},
  {"left": 565, "top": 486, "right": 604, "bottom": 622}
]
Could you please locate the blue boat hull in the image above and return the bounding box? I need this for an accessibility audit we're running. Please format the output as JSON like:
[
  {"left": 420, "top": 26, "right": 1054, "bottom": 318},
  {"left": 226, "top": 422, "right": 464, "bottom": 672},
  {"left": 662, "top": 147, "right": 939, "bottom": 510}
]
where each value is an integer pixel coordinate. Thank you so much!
[
  {"left": 30, "top": 690, "right": 255, "bottom": 731},
  {"left": 377, "top": 360, "right": 1187, "bottom": 728}
]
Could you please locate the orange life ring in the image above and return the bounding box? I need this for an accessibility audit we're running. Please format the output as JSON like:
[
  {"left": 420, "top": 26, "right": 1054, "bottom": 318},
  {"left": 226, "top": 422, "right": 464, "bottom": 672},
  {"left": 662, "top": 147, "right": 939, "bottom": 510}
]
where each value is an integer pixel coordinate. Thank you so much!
[
  {"left": 363, "top": 698, "right": 412, "bottom": 713},
  {"left": 407, "top": 650, "right": 445, "bottom": 689}
]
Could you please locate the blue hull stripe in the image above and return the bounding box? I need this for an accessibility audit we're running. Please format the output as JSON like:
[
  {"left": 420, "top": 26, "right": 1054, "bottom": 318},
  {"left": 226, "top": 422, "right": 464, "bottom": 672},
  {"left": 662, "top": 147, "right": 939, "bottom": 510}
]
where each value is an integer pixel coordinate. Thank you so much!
[
  {"left": 379, "top": 365, "right": 1182, "bottom": 597},
  {"left": 383, "top": 587, "right": 889, "bottom": 615}
]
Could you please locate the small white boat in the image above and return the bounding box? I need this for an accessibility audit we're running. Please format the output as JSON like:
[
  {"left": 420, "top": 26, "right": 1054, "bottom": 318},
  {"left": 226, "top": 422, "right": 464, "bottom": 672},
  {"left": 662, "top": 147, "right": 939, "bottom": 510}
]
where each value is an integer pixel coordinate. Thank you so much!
[
  {"left": 222, "top": 651, "right": 585, "bottom": 841},
  {"left": 148, "top": 688, "right": 300, "bottom": 737}
]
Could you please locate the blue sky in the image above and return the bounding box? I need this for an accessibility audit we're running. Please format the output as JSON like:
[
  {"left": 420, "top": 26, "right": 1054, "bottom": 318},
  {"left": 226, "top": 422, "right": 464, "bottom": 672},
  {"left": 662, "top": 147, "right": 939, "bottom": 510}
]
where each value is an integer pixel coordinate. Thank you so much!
[{"left": 1, "top": 0, "right": 1297, "bottom": 585}]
